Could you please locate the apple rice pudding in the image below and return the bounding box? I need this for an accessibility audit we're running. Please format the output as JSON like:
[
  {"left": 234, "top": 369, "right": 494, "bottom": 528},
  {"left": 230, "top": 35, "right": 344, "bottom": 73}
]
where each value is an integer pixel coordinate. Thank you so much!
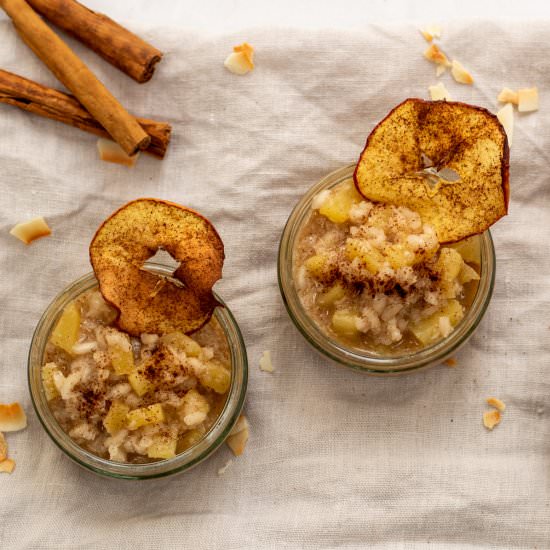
[
  {"left": 41, "top": 288, "right": 231, "bottom": 463},
  {"left": 294, "top": 178, "right": 482, "bottom": 352}
]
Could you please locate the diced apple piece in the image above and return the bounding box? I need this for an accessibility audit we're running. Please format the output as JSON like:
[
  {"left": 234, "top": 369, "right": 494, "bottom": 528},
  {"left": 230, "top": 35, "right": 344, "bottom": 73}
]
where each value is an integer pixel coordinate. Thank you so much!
[
  {"left": 103, "top": 401, "right": 130, "bottom": 435},
  {"left": 41, "top": 362, "right": 60, "bottom": 401},
  {"left": 105, "top": 330, "right": 134, "bottom": 375},
  {"left": 126, "top": 404, "right": 165, "bottom": 431},
  {"left": 345, "top": 239, "right": 385, "bottom": 274},
  {"left": 318, "top": 181, "right": 363, "bottom": 223},
  {"left": 483, "top": 410, "right": 501, "bottom": 430},
  {"left": 227, "top": 415, "right": 249, "bottom": 456},
  {"left": 177, "top": 426, "right": 206, "bottom": 453},
  {"left": 50, "top": 302, "right": 81, "bottom": 355},
  {"left": 181, "top": 389, "right": 210, "bottom": 426},
  {"left": 304, "top": 254, "right": 330, "bottom": 280},
  {"left": 410, "top": 300, "right": 464, "bottom": 345},
  {"left": 160, "top": 332, "right": 202, "bottom": 357},
  {"left": 449, "top": 236, "right": 480, "bottom": 265},
  {"left": 317, "top": 282, "right": 346, "bottom": 308},
  {"left": 128, "top": 369, "right": 153, "bottom": 397},
  {"left": 385, "top": 243, "right": 416, "bottom": 269},
  {"left": 332, "top": 310, "right": 360, "bottom": 337},
  {"left": 459, "top": 262, "right": 480, "bottom": 284},
  {"left": 437, "top": 248, "right": 464, "bottom": 282},
  {"left": 198, "top": 360, "right": 231, "bottom": 394},
  {"left": 147, "top": 433, "right": 177, "bottom": 459},
  {"left": 518, "top": 87, "right": 538, "bottom": 112}
]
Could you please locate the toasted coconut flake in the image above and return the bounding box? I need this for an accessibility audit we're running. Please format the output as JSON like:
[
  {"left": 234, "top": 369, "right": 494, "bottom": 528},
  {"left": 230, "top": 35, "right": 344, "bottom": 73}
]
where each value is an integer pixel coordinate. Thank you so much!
[
  {"left": 443, "top": 357, "right": 457, "bottom": 367},
  {"left": 10, "top": 216, "right": 51, "bottom": 245},
  {"left": 420, "top": 25, "right": 441, "bottom": 42},
  {"left": 0, "top": 432, "right": 7, "bottom": 461},
  {"left": 217, "top": 459, "right": 233, "bottom": 476},
  {"left": 227, "top": 415, "right": 249, "bottom": 456},
  {"left": 497, "top": 87, "right": 519, "bottom": 105},
  {"left": 97, "top": 139, "right": 139, "bottom": 167},
  {"left": 224, "top": 52, "right": 254, "bottom": 75},
  {"left": 435, "top": 64, "right": 447, "bottom": 77},
  {"left": 487, "top": 397, "right": 506, "bottom": 412},
  {"left": 424, "top": 44, "right": 451, "bottom": 67},
  {"left": 518, "top": 87, "right": 539, "bottom": 112},
  {"left": 0, "top": 459, "right": 15, "bottom": 474},
  {"left": 483, "top": 409, "right": 501, "bottom": 430},
  {"left": 429, "top": 82, "right": 452, "bottom": 101},
  {"left": 451, "top": 60, "right": 474, "bottom": 85},
  {"left": 497, "top": 103, "right": 514, "bottom": 148},
  {"left": 233, "top": 42, "right": 255, "bottom": 65},
  {"left": 259, "top": 350, "right": 274, "bottom": 373},
  {"left": 89, "top": 199, "right": 224, "bottom": 336},
  {"left": 0, "top": 403, "right": 27, "bottom": 432}
]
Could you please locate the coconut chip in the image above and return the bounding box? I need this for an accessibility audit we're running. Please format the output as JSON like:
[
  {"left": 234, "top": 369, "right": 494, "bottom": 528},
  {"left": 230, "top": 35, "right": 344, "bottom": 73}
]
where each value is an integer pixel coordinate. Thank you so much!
[
  {"left": 217, "top": 459, "right": 233, "bottom": 476},
  {"left": 226, "top": 415, "right": 249, "bottom": 456},
  {"left": 0, "top": 432, "right": 7, "bottom": 461},
  {"left": 10, "top": 216, "right": 51, "bottom": 245},
  {"left": 259, "top": 350, "right": 274, "bottom": 373},
  {"left": 419, "top": 25, "right": 441, "bottom": 42},
  {"left": 224, "top": 42, "right": 254, "bottom": 75},
  {"left": 483, "top": 409, "right": 501, "bottom": 431},
  {"left": 0, "top": 403, "right": 27, "bottom": 432},
  {"left": 451, "top": 60, "right": 474, "bottom": 85},
  {"left": 97, "top": 138, "right": 139, "bottom": 167},
  {"left": 497, "top": 103, "right": 514, "bottom": 148},
  {"left": 0, "top": 459, "right": 15, "bottom": 474},
  {"left": 424, "top": 44, "right": 451, "bottom": 67},
  {"left": 429, "top": 82, "right": 452, "bottom": 101},
  {"left": 487, "top": 397, "right": 506, "bottom": 412},
  {"left": 518, "top": 87, "right": 539, "bottom": 112},
  {"left": 497, "top": 87, "right": 519, "bottom": 105}
]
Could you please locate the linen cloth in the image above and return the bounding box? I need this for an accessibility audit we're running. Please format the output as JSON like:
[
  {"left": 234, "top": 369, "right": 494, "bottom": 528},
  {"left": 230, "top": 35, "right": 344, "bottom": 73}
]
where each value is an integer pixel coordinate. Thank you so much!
[{"left": 0, "top": 18, "right": 549, "bottom": 549}]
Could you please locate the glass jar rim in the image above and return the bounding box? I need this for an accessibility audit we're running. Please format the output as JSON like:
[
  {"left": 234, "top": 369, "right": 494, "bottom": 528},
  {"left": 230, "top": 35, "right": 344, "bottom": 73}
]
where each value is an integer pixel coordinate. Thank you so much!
[
  {"left": 28, "top": 263, "right": 248, "bottom": 479},
  {"left": 277, "top": 164, "right": 496, "bottom": 375}
]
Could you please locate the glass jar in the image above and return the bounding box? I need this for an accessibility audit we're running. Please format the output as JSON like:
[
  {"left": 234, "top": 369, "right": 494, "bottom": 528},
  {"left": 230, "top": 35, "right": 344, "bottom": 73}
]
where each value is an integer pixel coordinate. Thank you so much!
[
  {"left": 28, "top": 263, "right": 248, "bottom": 479},
  {"left": 278, "top": 164, "right": 496, "bottom": 375}
]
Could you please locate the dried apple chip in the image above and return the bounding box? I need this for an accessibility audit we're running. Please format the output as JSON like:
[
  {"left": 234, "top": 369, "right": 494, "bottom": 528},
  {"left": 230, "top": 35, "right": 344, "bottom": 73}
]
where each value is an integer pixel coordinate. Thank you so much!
[
  {"left": 90, "top": 199, "right": 224, "bottom": 335},
  {"left": 354, "top": 99, "right": 509, "bottom": 243}
]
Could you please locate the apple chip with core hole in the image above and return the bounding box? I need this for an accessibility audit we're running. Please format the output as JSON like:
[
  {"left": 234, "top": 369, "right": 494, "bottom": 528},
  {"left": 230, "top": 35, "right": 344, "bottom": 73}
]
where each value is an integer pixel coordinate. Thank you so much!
[
  {"left": 90, "top": 199, "right": 224, "bottom": 335},
  {"left": 354, "top": 99, "right": 509, "bottom": 243}
]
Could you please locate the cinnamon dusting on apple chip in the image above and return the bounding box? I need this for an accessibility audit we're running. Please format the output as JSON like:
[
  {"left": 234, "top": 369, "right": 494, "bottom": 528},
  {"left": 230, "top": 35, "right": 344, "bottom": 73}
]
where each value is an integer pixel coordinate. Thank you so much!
[
  {"left": 354, "top": 99, "right": 509, "bottom": 243},
  {"left": 90, "top": 199, "right": 224, "bottom": 336}
]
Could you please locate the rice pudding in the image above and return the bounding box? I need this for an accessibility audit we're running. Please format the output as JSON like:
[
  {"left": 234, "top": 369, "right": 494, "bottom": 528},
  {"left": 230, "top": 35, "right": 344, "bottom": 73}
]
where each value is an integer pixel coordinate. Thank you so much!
[
  {"left": 41, "top": 288, "right": 231, "bottom": 463},
  {"left": 294, "top": 178, "right": 481, "bottom": 352}
]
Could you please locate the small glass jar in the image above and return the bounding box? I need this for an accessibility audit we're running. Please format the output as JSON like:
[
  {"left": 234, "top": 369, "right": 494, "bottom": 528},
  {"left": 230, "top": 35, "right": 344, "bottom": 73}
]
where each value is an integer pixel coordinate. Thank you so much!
[
  {"left": 278, "top": 164, "right": 496, "bottom": 375},
  {"left": 28, "top": 263, "right": 248, "bottom": 480}
]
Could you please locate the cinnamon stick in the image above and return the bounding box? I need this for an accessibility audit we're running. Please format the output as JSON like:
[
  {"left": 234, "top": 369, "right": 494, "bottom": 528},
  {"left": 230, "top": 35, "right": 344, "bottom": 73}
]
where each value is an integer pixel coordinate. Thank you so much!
[
  {"left": 27, "top": 0, "right": 163, "bottom": 83},
  {"left": 0, "top": 0, "right": 150, "bottom": 156},
  {"left": 0, "top": 69, "right": 171, "bottom": 158}
]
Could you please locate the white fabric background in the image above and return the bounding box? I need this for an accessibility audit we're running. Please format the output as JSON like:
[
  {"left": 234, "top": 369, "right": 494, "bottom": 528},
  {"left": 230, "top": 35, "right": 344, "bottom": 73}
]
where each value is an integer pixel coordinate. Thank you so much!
[{"left": 0, "top": 10, "right": 549, "bottom": 550}]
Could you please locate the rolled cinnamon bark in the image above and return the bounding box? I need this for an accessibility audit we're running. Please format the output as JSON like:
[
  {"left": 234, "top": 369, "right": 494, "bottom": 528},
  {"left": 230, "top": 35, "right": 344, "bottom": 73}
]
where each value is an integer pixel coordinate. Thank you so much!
[
  {"left": 27, "top": 0, "right": 163, "bottom": 83},
  {"left": 0, "top": 0, "right": 150, "bottom": 156},
  {"left": 0, "top": 69, "right": 171, "bottom": 158}
]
